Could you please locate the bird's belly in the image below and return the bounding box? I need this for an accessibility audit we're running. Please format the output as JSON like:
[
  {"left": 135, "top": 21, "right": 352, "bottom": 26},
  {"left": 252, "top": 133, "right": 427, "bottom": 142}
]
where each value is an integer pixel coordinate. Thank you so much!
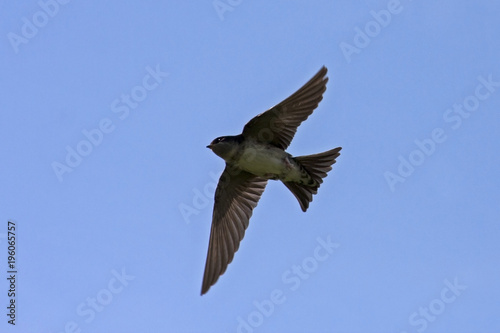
[{"left": 237, "top": 146, "right": 291, "bottom": 178}]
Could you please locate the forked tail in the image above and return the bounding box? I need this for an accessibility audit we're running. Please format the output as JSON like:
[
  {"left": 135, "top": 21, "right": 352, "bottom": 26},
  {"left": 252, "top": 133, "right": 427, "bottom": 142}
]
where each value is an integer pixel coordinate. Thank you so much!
[{"left": 283, "top": 147, "right": 341, "bottom": 212}]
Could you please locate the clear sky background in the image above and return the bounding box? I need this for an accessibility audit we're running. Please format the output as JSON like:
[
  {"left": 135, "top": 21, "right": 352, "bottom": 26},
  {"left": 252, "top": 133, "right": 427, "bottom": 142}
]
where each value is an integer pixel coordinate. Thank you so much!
[{"left": 1, "top": 1, "right": 500, "bottom": 332}]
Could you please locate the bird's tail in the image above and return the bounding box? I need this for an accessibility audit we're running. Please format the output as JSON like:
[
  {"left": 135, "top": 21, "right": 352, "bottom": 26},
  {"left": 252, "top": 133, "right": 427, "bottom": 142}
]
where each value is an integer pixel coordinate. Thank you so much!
[{"left": 282, "top": 147, "right": 341, "bottom": 212}]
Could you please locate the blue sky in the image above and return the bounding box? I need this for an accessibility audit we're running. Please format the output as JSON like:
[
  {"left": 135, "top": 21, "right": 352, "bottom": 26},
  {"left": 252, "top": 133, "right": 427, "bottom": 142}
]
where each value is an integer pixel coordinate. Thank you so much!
[{"left": 1, "top": 1, "right": 500, "bottom": 332}]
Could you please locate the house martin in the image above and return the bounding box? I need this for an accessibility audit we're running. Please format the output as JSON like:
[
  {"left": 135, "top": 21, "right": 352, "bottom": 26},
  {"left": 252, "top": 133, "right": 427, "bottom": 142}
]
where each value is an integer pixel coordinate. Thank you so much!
[{"left": 202, "top": 66, "right": 342, "bottom": 295}]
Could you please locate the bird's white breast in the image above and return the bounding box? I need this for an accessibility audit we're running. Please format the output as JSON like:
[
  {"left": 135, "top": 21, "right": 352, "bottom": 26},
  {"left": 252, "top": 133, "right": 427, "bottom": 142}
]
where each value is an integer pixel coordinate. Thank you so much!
[{"left": 237, "top": 144, "right": 294, "bottom": 178}]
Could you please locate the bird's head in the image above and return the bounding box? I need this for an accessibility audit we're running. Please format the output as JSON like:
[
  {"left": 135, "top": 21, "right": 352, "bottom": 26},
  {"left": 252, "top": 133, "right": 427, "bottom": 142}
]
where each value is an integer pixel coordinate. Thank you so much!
[{"left": 207, "top": 135, "right": 242, "bottom": 162}]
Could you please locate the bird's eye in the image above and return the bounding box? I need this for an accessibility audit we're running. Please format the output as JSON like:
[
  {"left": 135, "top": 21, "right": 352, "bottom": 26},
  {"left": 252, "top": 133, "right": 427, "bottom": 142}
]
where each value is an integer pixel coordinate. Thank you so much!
[{"left": 217, "top": 137, "right": 225, "bottom": 143}]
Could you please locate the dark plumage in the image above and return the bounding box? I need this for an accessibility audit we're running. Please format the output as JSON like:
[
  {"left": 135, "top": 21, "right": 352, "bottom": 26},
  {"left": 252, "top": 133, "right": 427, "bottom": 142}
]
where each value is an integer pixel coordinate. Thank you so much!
[{"left": 202, "top": 67, "right": 342, "bottom": 295}]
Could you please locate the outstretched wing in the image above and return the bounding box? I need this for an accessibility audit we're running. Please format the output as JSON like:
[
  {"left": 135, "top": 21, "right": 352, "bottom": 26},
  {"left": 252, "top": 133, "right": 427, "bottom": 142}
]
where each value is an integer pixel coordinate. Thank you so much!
[
  {"left": 242, "top": 66, "right": 328, "bottom": 150},
  {"left": 201, "top": 165, "right": 268, "bottom": 295}
]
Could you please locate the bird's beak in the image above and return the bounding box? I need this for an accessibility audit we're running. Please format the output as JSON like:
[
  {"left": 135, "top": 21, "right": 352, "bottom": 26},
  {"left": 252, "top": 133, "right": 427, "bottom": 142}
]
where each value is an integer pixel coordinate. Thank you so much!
[{"left": 206, "top": 144, "right": 213, "bottom": 149}]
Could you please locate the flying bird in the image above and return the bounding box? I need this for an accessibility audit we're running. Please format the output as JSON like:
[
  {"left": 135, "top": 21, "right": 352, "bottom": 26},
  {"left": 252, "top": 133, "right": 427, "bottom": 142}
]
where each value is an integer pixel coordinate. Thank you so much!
[{"left": 202, "top": 66, "right": 341, "bottom": 295}]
